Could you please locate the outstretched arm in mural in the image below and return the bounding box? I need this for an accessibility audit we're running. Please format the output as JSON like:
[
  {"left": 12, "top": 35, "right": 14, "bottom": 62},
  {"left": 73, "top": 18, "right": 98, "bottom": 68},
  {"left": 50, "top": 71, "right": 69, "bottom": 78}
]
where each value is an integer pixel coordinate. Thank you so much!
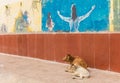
[
  {"left": 78, "top": 5, "right": 95, "bottom": 22},
  {"left": 57, "top": 11, "right": 71, "bottom": 22}
]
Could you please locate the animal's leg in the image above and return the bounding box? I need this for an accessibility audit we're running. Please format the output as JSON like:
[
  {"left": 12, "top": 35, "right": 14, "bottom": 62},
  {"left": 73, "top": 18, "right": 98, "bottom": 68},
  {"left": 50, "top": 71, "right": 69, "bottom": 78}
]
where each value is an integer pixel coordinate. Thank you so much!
[
  {"left": 65, "top": 65, "right": 75, "bottom": 73},
  {"left": 68, "top": 65, "right": 76, "bottom": 73},
  {"left": 65, "top": 65, "right": 71, "bottom": 72},
  {"left": 73, "top": 71, "right": 80, "bottom": 77},
  {"left": 79, "top": 75, "right": 83, "bottom": 80},
  {"left": 72, "top": 72, "right": 79, "bottom": 79}
]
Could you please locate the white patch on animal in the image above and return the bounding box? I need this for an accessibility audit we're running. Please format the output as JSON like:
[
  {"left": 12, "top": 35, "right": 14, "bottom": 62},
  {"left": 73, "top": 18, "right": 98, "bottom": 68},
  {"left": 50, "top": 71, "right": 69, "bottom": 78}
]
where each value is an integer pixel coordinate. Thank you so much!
[{"left": 72, "top": 65, "right": 90, "bottom": 79}]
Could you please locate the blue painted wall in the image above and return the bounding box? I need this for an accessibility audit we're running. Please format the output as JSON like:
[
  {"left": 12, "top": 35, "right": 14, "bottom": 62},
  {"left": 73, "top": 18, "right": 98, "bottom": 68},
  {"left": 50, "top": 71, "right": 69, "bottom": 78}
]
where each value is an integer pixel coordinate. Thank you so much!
[{"left": 42, "top": 0, "right": 110, "bottom": 32}]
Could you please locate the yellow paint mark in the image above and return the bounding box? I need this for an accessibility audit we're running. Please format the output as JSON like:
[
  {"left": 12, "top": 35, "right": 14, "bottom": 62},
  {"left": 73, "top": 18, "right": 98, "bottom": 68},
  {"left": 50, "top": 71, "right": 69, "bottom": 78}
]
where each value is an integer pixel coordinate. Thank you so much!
[
  {"left": 109, "top": 0, "right": 114, "bottom": 32},
  {"left": 40, "top": 2, "right": 42, "bottom": 31}
]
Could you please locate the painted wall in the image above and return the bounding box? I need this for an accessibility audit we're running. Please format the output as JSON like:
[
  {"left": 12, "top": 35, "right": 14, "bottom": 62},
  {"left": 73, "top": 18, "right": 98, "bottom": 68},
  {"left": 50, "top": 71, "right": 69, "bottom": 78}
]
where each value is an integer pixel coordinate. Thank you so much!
[
  {"left": 42, "top": 0, "right": 110, "bottom": 32},
  {"left": 0, "top": 0, "right": 20, "bottom": 6},
  {"left": 0, "top": 0, "right": 41, "bottom": 33},
  {"left": 0, "top": 0, "right": 119, "bottom": 33},
  {"left": 42, "top": 0, "right": 120, "bottom": 32}
]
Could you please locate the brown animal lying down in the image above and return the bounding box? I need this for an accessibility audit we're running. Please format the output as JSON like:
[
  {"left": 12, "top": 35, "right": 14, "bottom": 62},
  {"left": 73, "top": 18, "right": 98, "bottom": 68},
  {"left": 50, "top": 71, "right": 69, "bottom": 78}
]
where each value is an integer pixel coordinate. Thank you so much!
[{"left": 63, "top": 54, "right": 88, "bottom": 73}]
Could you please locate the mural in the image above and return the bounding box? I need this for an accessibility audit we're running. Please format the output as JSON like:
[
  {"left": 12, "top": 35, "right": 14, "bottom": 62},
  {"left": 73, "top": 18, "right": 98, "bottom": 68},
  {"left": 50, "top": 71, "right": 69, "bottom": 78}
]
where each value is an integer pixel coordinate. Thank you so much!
[
  {"left": 0, "top": 0, "right": 119, "bottom": 33},
  {"left": 0, "top": 0, "right": 41, "bottom": 33},
  {"left": 15, "top": 2, "right": 31, "bottom": 32},
  {"left": 42, "top": 0, "right": 110, "bottom": 32}
]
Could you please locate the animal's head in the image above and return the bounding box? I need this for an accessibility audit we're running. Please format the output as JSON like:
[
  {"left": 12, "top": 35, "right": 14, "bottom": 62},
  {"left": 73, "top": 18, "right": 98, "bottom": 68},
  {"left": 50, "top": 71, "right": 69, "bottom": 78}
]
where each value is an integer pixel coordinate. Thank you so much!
[{"left": 63, "top": 54, "right": 74, "bottom": 62}]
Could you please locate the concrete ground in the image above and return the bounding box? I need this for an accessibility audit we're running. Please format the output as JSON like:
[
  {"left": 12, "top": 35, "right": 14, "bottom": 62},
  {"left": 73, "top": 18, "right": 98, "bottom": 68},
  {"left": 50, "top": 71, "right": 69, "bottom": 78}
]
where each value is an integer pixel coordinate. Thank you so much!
[{"left": 0, "top": 53, "right": 120, "bottom": 83}]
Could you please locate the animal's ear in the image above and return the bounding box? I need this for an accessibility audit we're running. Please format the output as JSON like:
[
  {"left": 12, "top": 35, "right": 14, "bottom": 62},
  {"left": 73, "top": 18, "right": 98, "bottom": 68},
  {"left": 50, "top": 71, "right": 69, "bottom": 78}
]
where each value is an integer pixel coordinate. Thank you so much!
[{"left": 62, "top": 54, "right": 68, "bottom": 61}]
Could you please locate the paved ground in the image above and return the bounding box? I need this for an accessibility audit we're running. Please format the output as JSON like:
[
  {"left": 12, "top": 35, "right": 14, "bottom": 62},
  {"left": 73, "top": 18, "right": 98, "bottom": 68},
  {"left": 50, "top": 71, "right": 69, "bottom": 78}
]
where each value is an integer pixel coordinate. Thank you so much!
[{"left": 0, "top": 53, "right": 120, "bottom": 83}]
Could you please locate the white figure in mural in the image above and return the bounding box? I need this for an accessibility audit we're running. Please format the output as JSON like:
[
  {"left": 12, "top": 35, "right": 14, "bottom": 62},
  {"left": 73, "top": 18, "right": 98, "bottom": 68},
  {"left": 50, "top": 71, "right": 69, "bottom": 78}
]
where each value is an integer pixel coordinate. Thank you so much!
[
  {"left": 0, "top": 24, "right": 7, "bottom": 32},
  {"left": 57, "top": 4, "right": 95, "bottom": 32},
  {"left": 46, "top": 12, "right": 55, "bottom": 32},
  {"left": 5, "top": 5, "right": 10, "bottom": 16}
]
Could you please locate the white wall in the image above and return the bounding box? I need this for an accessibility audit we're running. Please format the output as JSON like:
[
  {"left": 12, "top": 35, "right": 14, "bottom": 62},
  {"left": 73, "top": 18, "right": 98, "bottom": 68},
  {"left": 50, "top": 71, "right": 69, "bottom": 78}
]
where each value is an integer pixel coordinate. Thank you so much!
[{"left": 0, "top": 0, "right": 21, "bottom": 7}]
